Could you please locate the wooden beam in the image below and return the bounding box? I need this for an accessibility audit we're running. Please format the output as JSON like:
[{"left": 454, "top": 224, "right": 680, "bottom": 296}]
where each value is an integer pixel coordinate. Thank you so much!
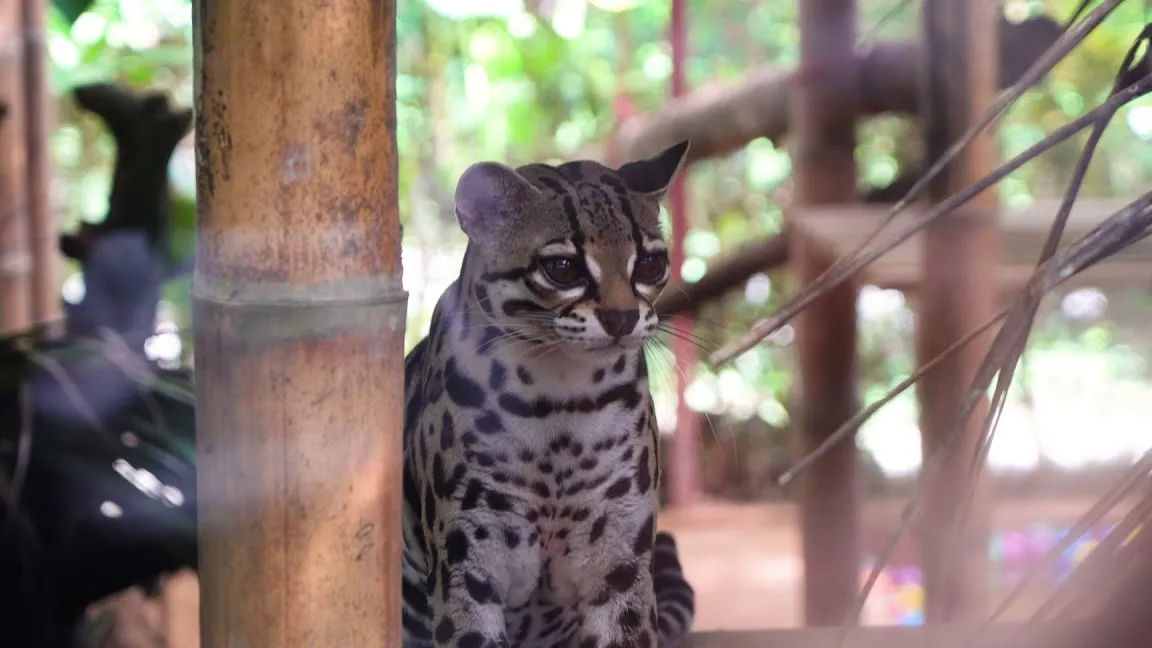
[
  {"left": 916, "top": 0, "right": 998, "bottom": 622},
  {"left": 791, "top": 0, "right": 862, "bottom": 626},
  {"left": 192, "top": 0, "right": 404, "bottom": 646},
  {"left": 682, "top": 622, "right": 1100, "bottom": 648},
  {"left": 616, "top": 40, "right": 917, "bottom": 164},
  {"left": 791, "top": 199, "right": 1151, "bottom": 290},
  {"left": 615, "top": 17, "right": 1062, "bottom": 165}
]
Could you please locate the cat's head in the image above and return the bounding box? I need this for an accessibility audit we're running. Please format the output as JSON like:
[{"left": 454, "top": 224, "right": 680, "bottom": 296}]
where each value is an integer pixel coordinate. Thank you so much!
[{"left": 454, "top": 140, "right": 689, "bottom": 355}]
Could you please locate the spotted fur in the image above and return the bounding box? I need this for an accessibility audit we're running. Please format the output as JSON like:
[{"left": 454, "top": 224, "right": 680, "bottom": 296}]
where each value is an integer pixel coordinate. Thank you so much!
[{"left": 402, "top": 141, "right": 696, "bottom": 648}]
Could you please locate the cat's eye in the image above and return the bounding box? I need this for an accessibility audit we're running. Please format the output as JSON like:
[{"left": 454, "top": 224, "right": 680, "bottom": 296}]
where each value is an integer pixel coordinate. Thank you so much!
[
  {"left": 539, "top": 256, "right": 583, "bottom": 288},
  {"left": 633, "top": 252, "right": 667, "bottom": 284}
]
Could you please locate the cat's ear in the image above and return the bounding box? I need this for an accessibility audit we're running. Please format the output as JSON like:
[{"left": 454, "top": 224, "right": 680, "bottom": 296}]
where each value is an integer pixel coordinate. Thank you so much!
[
  {"left": 616, "top": 140, "right": 690, "bottom": 198},
  {"left": 455, "top": 161, "right": 539, "bottom": 241}
]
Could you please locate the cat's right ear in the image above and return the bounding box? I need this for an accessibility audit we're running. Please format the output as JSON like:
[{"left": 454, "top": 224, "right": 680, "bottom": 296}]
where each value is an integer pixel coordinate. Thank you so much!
[{"left": 455, "top": 162, "right": 539, "bottom": 242}]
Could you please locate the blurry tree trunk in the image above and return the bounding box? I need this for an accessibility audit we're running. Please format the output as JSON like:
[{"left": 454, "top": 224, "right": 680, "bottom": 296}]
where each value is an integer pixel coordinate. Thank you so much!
[
  {"left": 193, "top": 0, "right": 405, "bottom": 646},
  {"left": 915, "top": 0, "right": 998, "bottom": 622},
  {"left": 791, "top": 0, "right": 862, "bottom": 626}
]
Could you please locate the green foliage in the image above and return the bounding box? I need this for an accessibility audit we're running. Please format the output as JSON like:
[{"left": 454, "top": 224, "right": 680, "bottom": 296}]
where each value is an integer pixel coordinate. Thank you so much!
[
  {"left": 42, "top": 0, "right": 1152, "bottom": 473},
  {"left": 52, "top": 0, "right": 95, "bottom": 26}
]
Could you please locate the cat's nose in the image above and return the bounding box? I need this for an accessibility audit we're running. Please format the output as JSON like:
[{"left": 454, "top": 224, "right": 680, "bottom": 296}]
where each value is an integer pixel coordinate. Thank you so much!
[{"left": 595, "top": 308, "right": 639, "bottom": 338}]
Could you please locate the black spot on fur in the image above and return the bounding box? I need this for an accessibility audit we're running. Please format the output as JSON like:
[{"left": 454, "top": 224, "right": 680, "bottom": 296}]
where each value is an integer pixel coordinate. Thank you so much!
[
  {"left": 445, "top": 528, "right": 470, "bottom": 565},
  {"left": 488, "top": 360, "right": 508, "bottom": 390},
  {"left": 618, "top": 607, "right": 643, "bottom": 632},
  {"left": 435, "top": 617, "right": 457, "bottom": 643},
  {"left": 464, "top": 572, "right": 498, "bottom": 604},
  {"left": 592, "top": 368, "right": 606, "bottom": 383},
  {"left": 605, "top": 476, "right": 631, "bottom": 499},
  {"left": 635, "top": 448, "right": 652, "bottom": 494},
  {"left": 461, "top": 479, "right": 485, "bottom": 510},
  {"left": 612, "top": 354, "right": 627, "bottom": 374},
  {"left": 456, "top": 631, "right": 486, "bottom": 648},
  {"left": 440, "top": 411, "right": 457, "bottom": 450},
  {"left": 475, "top": 410, "right": 504, "bottom": 435},
  {"left": 589, "top": 514, "right": 608, "bottom": 544},
  {"left": 502, "top": 299, "right": 547, "bottom": 317},
  {"left": 605, "top": 562, "right": 639, "bottom": 593},
  {"left": 445, "top": 359, "right": 486, "bottom": 408},
  {"left": 486, "top": 490, "right": 513, "bottom": 512},
  {"left": 476, "top": 326, "right": 503, "bottom": 356},
  {"left": 634, "top": 513, "right": 655, "bottom": 555},
  {"left": 516, "top": 365, "right": 534, "bottom": 385},
  {"left": 504, "top": 528, "right": 521, "bottom": 548}
]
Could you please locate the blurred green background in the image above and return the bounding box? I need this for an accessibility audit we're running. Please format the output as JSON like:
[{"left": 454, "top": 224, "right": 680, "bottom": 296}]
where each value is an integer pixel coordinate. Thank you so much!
[{"left": 41, "top": 0, "right": 1152, "bottom": 495}]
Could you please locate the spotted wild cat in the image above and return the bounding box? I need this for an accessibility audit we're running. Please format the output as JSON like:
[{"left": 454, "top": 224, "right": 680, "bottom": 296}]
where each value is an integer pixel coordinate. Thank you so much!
[{"left": 402, "top": 141, "right": 696, "bottom": 648}]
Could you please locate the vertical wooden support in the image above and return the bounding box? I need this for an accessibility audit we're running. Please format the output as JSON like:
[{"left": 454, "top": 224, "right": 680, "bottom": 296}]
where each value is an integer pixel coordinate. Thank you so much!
[
  {"left": 791, "top": 0, "right": 862, "bottom": 625},
  {"left": 22, "top": 0, "right": 56, "bottom": 324},
  {"left": 193, "top": 0, "right": 404, "bottom": 645},
  {"left": 916, "top": 0, "right": 998, "bottom": 623},
  {"left": 0, "top": 0, "right": 31, "bottom": 332},
  {"left": 666, "top": 0, "right": 701, "bottom": 508}
]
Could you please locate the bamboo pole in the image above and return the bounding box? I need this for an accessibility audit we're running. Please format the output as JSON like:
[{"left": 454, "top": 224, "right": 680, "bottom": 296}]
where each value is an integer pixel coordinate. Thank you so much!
[
  {"left": 0, "top": 0, "right": 31, "bottom": 332},
  {"left": 790, "top": 0, "right": 863, "bottom": 626},
  {"left": 21, "top": 0, "right": 55, "bottom": 325},
  {"left": 192, "top": 0, "right": 404, "bottom": 645},
  {"left": 915, "top": 0, "right": 998, "bottom": 622}
]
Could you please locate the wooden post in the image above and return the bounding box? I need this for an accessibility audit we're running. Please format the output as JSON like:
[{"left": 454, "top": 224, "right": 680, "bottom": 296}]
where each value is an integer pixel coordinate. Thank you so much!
[
  {"left": 791, "top": 0, "right": 862, "bottom": 625},
  {"left": 192, "top": 0, "right": 404, "bottom": 645},
  {"left": 916, "top": 0, "right": 998, "bottom": 622},
  {"left": 666, "top": 0, "right": 702, "bottom": 508},
  {"left": 21, "top": 0, "right": 57, "bottom": 325},
  {"left": 0, "top": 0, "right": 31, "bottom": 332}
]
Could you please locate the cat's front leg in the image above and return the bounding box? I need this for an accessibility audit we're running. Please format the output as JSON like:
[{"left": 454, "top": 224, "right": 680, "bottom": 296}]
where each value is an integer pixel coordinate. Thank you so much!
[
  {"left": 576, "top": 556, "right": 658, "bottom": 648},
  {"left": 572, "top": 500, "right": 660, "bottom": 648},
  {"left": 427, "top": 519, "right": 513, "bottom": 648}
]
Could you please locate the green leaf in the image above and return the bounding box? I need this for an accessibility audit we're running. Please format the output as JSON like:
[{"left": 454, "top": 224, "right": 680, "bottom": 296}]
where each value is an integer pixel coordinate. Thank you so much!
[{"left": 53, "top": 0, "right": 95, "bottom": 26}]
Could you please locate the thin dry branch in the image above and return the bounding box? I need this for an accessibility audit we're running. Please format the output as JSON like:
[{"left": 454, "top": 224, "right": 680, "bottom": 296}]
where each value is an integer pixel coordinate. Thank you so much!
[{"left": 936, "top": 27, "right": 1152, "bottom": 610}]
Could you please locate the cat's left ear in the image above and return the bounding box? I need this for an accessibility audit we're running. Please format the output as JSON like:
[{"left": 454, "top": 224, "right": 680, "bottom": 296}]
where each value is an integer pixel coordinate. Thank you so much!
[{"left": 616, "top": 140, "right": 690, "bottom": 199}]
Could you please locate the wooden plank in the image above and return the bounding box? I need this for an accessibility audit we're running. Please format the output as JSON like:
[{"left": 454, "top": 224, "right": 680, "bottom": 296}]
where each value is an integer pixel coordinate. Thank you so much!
[
  {"left": 682, "top": 622, "right": 1089, "bottom": 648},
  {"left": 792, "top": 199, "right": 1149, "bottom": 290}
]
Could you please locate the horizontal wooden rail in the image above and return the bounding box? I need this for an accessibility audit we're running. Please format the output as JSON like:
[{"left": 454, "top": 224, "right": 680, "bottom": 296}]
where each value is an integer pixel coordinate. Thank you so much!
[{"left": 684, "top": 621, "right": 1086, "bottom": 648}]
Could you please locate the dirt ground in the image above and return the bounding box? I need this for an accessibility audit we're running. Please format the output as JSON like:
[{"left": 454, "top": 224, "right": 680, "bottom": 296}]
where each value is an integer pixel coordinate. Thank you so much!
[
  {"left": 658, "top": 498, "right": 1122, "bottom": 631},
  {"left": 88, "top": 498, "right": 1116, "bottom": 645}
]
